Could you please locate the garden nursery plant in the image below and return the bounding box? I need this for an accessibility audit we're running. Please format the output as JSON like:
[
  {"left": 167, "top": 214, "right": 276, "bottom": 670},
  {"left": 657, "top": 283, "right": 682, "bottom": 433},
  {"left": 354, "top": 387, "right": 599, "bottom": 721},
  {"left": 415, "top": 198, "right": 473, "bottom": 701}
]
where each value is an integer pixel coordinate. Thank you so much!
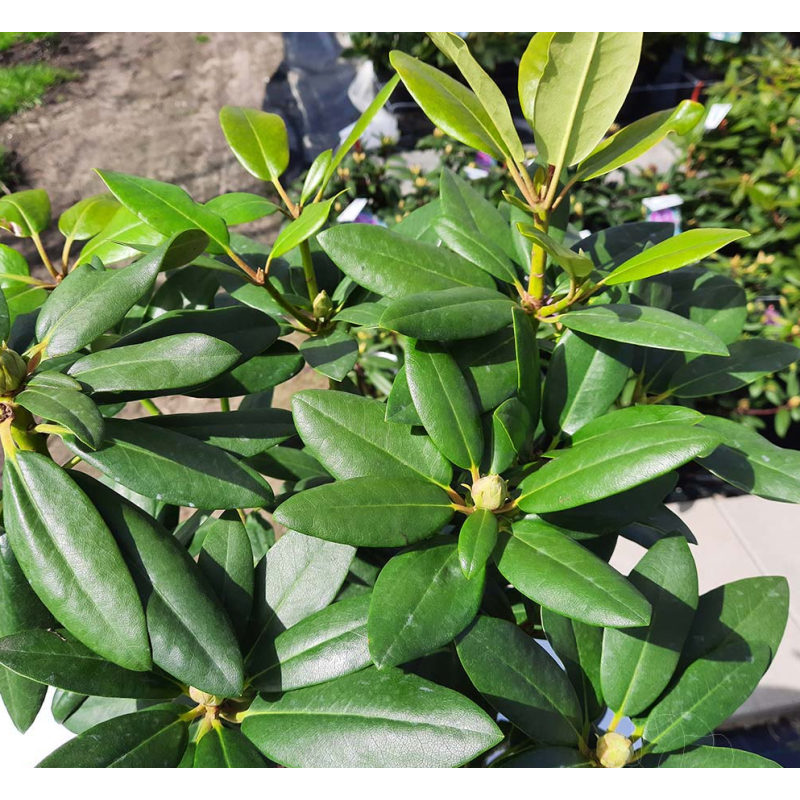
[{"left": 0, "top": 31, "right": 799, "bottom": 769}]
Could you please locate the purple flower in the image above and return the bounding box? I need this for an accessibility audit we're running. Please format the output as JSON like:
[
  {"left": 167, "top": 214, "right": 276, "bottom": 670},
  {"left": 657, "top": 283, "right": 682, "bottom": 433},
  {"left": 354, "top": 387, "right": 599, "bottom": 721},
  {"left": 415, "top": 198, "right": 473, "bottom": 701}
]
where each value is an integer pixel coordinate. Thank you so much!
[{"left": 474, "top": 152, "right": 495, "bottom": 169}]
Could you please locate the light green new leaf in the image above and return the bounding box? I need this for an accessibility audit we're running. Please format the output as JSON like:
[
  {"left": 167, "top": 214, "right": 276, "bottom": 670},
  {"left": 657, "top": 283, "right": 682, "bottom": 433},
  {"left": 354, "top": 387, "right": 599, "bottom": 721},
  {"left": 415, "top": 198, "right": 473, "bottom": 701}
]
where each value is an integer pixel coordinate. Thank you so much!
[
  {"left": 301, "top": 150, "right": 332, "bottom": 204},
  {"left": 369, "top": 538, "right": 484, "bottom": 669},
  {"left": 517, "top": 224, "right": 594, "bottom": 278},
  {"left": 534, "top": 33, "right": 643, "bottom": 167},
  {"left": 519, "top": 32, "right": 555, "bottom": 127},
  {"left": 577, "top": 100, "right": 705, "bottom": 181},
  {"left": 606, "top": 228, "right": 750, "bottom": 285},
  {"left": 15, "top": 385, "right": 104, "bottom": 448},
  {"left": 205, "top": 192, "right": 279, "bottom": 226},
  {"left": 268, "top": 195, "right": 340, "bottom": 267},
  {"left": 435, "top": 217, "right": 520, "bottom": 286},
  {"left": 458, "top": 509, "right": 499, "bottom": 579},
  {"left": 219, "top": 106, "right": 289, "bottom": 182},
  {"left": 58, "top": 194, "right": 120, "bottom": 242},
  {"left": 242, "top": 667, "right": 502, "bottom": 767},
  {"left": 0, "top": 189, "right": 51, "bottom": 237},
  {"left": 495, "top": 520, "right": 651, "bottom": 627},
  {"left": 76, "top": 206, "right": 164, "bottom": 267}
]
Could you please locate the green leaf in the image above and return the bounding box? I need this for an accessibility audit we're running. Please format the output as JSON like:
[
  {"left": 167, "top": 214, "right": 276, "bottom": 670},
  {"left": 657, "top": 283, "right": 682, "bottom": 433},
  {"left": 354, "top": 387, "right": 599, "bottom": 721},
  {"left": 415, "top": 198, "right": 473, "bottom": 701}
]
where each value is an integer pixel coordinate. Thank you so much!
[
  {"left": 500, "top": 747, "right": 594, "bottom": 768},
  {"left": 0, "top": 532, "right": 54, "bottom": 733},
  {"left": 15, "top": 385, "right": 104, "bottom": 448},
  {"left": 696, "top": 416, "right": 800, "bottom": 503},
  {"left": 245, "top": 531, "right": 354, "bottom": 668},
  {"left": 58, "top": 194, "right": 120, "bottom": 242},
  {"left": 67, "top": 333, "right": 241, "bottom": 395},
  {"left": 580, "top": 222, "right": 673, "bottom": 271},
  {"left": 495, "top": 520, "right": 651, "bottom": 627},
  {"left": 38, "top": 707, "right": 188, "bottom": 768},
  {"left": 142, "top": 409, "right": 295, "bottom": 458},
  {"left": 242, "top": 667, "right": 502, "bottom": 767},
  {"left": 576, "top": 100, "right": 705, "bottom": 181},
  {"left": 512, "top": 306, "right": 541, "bottom": 426},
  {"left": 301, "top": 150, "right": 332, "bottom": 204},
  {"left": 382, "top": 287, "right": 515, "bottom": 341},
  {"left": 516, "top": 424, "right": 722, "bottom": 513},
  {"left": 39, "top": 233, "right": 198, "bottom": 357},
  {"left": 435, "top": 217, "right": 520, "bottom": 286},
  {"left": 273, "top": 477, "right": 454, "bottom": 548},
  {"left": 541, "top": 607, "right": 603, "bottom": 723},
  {"left": 291, "top": 390, "right": 451, "bottom": 486},
  {"left": 198, "top": 517, "right": 254, "bottom": 641},
  {"left": 601, "top": 537, "right": 698, "bottom": 717},
  {"left": 63, "top": 418, "right": 273, "bottom": 510},
  {"left": 0, "top": 189, "right": 51, "bottom": 237},
  {"left": 488, "top": 398, "right": 532, "bottom": 474},
  {"left": 299, "top": 327, "right": 358, "bottom": 381},
  {"left": 453, "top": 326, "right": 518, "bottom": 413},
  {"left": 542, "top": 330, "right": 631, "bottom": 436},
  {"left": 249, "top": 594, "right": 371, "bottom": 692},
  {"left": 533, "top": 33, "right": 642, "bottom": 168},
  {"left": 385, "top": 364, "right": 422, "bottom": 424},
  {"left": 51, "top": 689, "right": 86, "bottom": 725},
  {"left": 456, "top": 615, "right": 582, "bottom": 745},
  {"left": 642, "top": 640, "right": 770, "bottom": 753},
  {"left": 518, "top": 32, "right": 555, "bottom": 126},
  {"left": 78, "top": 475, "right": 244, "bottom": 697},
  {"left": 0, "top": 629, "right": 178, "bottom": 699},
  {"left": 369, "top": 538, "right": 484, "bottom": 669},
  {"left": 76, "top": 206, "right": 164, "bottom": 267},
  {"left": 318, "top": 223, "right": 495, "bottom": 299},
  {"left": 390, "top": 51, "right": 505, "bottom": 159},
  {"left": 606, "top": 228, "right": 750, "bottom": 286},
  {"left": 406, "top": 340, "right": 483, "bottom": 469},
  {"left": 668, "top": 339, "right": 800, "bottom": 398},
  {"left": 205, "top": 192, "right": 279, "bottom": 225},
  {"left": 571, "top": 405, "right": 703, "bottom": 446},
  {"left": 642, "top": 745, "right": 780, "bottom": 768},
  {"left": 458, "top": 509, "right": 499, "bottom": 579},
  {"left": 194, "top": 724, "right": 266, "bottom": 768},
  {"left": 428, "top": 32, "right": 524, "bottom": 161},
  {"left": 268, "top": 195, "right": 339, "bottom": 267},
  {"left": 96, "top": 170, "right": 229, "bottom": 251},
  {"left": 219, "top": 106, "right": 289, "bottom": 182},
  {"left": 333, "top": 301, "right": 385, "bottom": 327},
  {"left": 517, "top": 224, "right": 594, "bottom": 278},
  {"left": 2, "top": 452, "right": 150, "bottom": 671},
  {"left": 558, "top": 304, "right": 729, "bottom": 356}
]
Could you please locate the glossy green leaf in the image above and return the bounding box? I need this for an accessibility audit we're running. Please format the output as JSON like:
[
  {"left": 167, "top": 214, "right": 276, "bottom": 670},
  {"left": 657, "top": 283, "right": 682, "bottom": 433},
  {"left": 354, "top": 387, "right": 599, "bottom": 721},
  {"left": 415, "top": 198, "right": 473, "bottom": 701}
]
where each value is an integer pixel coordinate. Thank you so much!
[
  {"left": 274, "top": 477, "right": 454, "bottom": 548},
  {"left": 205, "top": 192, "right": 279, "bottom": 225},
  {"left": 406, "top": 340, "right": 483, "bottom": 469},
  {"left": 96, "top": 170, "right": 228, "bottom": 250},
  {"left": 458, "top": 509, "right": 498, "bottom": 580},
  {"left": 534, "top": 33, "right": 642, "bottom": 167},
  {"left": 643, "top": 640, "right": 770, "bottom": 753},
  {"left": 0, "top": 189, "right": 51, "bottom": 237},
  {"left": 643, "top": 745, "right": 780, "bottom": 768},
  {"left": 541, "top": 607, "right": 603, "bottom": 723},
  {"left": 318, "top": 223, "right": 494, "bottom": 299},
  {"left": 2, "top": 452, "right": 150, "bottom": 671},
  {"left": 242, "top": 667, "right": 502, "bottom": 767},
  {"left": 15, "top": 385, "right": 104, "bottom": 448},
  {"left": 194, "top": 723, "right": 266, "bottom": 768},
  {"left": 68, "top": 334, "right": 241, "bottom": 395},
  {"left": 0, "top": 629, "right": 178, "bottom": 699},
  {"left": 606, "top": 228, "right": 750, "bottom": 285},
  {"left": 58, "top": 194, "right": 120, "bottom": 242},
  {"left": 249, "top": 594, "right": 371, "bottom": 692},
  {"left": 76, "top": 206, "right": 164, "bottom": 267},
  {"left": 456, "top": 615, "right": 582, "bottom": 745},
  {"left": 517, "top": 224, "right": 594, "bottom": 278},
  {"left": 516, "top": 424, "right": 722, "bottom": 513},
  {"left": 571, "top": 405, "right": 703, "bottom": 446},
  {"left": 292, "top": 389, "right": 451, "bottom": 486},
  {"left": 78, "top": 475, "right": 244, "bottom": 697},
  {"left": 577, "top": 100, "right": 705, "bottom": 181},
  {"left": 198, "top": 517, "right": 254, "bottom": 641},
  {"left": 268, "top": 195, "right": 339, "bottom": 267},
  {"left": 500, "top": 747, "right": 594, "bottom": 768},
  {"left": 696, "top": 416, "right": 800, "bottom": 503},
  {"left": 299, "top": 327, "right": 358, "bottom": 381},
  {"left": 39, "top": 707, "right": 188, "bottom": 768},
  {"left": 333, "top": 301, "right": 385, "bottom": 327},
  {"left": 385, "top": 364, "right": 422, "bottom": 425},
  {"left": 512, "top": 305, "right": 541, "bottom": 425},
  {"left": 668, "top": 339, "right": 800, "bottom": 398},
  {"left": 601, "top": 537, "right": 698, "bottom": 717},
  {"left": 518, "top": 32, "right": 555, "bottom": 127},
  {"left": 435, "top": 217, "right": 520, "bottom": 286},
  {"left": 488, "top": 398, "right": 531, "bottom": 474},
  {"left": 219, "top": 106, "right": 289, "bottom": 182},
  {"left": 63, "top": 418, "right": 273, "bottom": 510},
  {"left": 51, "top": 689, "right": 86, "bottom": 725},
  {"left": 558, "top": 304, "right": 728, "bottom": 355},
  {"left": 495, "top": 520, "right": 651, "bottom": 627},
  {"left": 143, "top": 409, "right": 295, "bottom": 458},
  {"left": 390, "top": 51, "right": 504, "bottom": 158},
  {"left": 453, "top": 326, "right": 518, "bottom": 413},
  {"left": 301, "top": 150, "right": 332, "bottom": 204},
  {"left": 542, "top": 330, "right": 631, "bottom": 436},
  {"left": 369, "top": 538, "right": 484, "bottom": 669},
  {"left": 579, "top": 222, "right": 673, "bottom": 272}
]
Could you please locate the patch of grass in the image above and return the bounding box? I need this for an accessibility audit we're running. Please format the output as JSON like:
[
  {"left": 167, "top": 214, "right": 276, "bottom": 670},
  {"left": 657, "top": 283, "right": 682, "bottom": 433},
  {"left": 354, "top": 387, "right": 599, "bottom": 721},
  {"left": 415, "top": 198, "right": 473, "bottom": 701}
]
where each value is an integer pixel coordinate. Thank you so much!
[
  {"left": 0, "top": 63, "right": 74, "bottom": 119},
  {"left": 0, "top": 33, "right": 57, "bottom": 53}
]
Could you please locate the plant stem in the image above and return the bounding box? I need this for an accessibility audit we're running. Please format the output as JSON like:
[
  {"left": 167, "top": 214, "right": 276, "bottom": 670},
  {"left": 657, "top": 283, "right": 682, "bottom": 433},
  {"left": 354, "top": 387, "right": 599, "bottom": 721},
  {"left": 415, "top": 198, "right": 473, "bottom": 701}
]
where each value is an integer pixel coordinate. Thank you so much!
[
  {"left": 140, "top": 398, "right": 162, "bottom": 416},
  {"left": 607, "top": 709, "right": 624, "bottom": 733},
  {"left": 527, "top": 214, "right": 549, "bottom": 302},
  {"left": 62, "top": 455, "right": 82, "bottom": 469},
  {"left": 30, "top": 231, "right": 59, "bottom": 281},
  {"left": 298, "top": 238, "right": 319, "bottom": 303},
  {"left": 220, "top": 397, "right": 230, "bottom": 413},
  {"left": 272, "top": 177, "right": 298, "bottom": 218}
]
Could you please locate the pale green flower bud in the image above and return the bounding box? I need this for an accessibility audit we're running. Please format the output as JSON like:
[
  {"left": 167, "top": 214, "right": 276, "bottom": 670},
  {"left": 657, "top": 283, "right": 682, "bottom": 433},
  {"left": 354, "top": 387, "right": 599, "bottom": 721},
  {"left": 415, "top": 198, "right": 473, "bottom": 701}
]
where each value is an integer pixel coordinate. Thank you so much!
[
  {"left": 189, "top": 686, "right": 224, "bottom": 707},
  {"left": 0, "top": 345, "right": 27, "bottom": 394},
  {"left": 471, "top": 475, "right": 507, "bottom": 511},
  {"left": 313, "top": 290, "right": 333, "bottom": 320},
  {"left": 596, "top": 732, "right": 632, "bottom": 768}
]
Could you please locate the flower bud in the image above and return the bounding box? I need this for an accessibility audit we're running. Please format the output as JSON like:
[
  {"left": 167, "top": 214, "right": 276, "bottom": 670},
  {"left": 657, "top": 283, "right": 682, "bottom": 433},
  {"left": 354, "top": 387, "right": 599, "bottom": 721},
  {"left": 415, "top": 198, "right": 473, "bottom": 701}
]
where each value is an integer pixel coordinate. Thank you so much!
[
  {"left": 596, "top": 732, "right": 632, "bottom": 768},
  {"left": 189, "top": 686, "right": 224, "bottom": 708},
  {"left": 0, "top": 345, "right": 27, "bottom": 394},
  {"left": 313, "top": 290, "right": 333, "bottom": 321},
  {"left": 471, "top": 475, "right": 507, "bottom": 511}
]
